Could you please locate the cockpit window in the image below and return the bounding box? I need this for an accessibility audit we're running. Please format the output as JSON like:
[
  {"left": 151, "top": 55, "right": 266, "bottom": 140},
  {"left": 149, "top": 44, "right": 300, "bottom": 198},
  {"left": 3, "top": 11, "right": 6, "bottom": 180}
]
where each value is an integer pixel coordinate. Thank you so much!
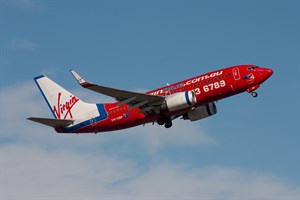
[{"left": 247, "top": 66, "right": 260, "bottom": 70}]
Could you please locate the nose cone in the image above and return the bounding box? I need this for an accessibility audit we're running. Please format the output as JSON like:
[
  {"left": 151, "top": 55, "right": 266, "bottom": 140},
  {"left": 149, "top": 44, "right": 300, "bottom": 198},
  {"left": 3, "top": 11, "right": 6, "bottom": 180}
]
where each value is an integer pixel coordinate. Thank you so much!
[{"left": 265, "top": 68, "right": 273, "bottom": 79}]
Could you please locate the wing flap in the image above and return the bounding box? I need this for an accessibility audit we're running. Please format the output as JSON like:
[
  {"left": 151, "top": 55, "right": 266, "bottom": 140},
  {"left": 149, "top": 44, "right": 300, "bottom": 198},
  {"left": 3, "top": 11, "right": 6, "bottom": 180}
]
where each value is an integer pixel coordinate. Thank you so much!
[{"left": 27, "top": 117, "right": 74, "bottom": 128}]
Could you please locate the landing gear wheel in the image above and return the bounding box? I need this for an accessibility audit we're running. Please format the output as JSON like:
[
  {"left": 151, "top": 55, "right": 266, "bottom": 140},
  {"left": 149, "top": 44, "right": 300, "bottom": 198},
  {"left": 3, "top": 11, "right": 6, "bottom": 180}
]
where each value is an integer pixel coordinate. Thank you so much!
[
  {"left": 164, "top": 121, "right": 172, "bottom": 128},
  {"left": 157, "top": 118, "right": 165, "bottom": 125},
  {"left": 251, "top": 91, "right": 258, "bottom": 97}
]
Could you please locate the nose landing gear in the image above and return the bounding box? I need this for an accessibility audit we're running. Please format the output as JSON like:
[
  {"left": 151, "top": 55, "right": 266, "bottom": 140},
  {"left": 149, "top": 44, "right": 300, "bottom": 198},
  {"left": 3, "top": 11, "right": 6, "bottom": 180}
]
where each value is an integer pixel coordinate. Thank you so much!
[
  {"left": 247, "top": 84, "right": 259, "bottom": 98},
  {"left": 251, "top": 91, "right": 258, "bottom": 97}
]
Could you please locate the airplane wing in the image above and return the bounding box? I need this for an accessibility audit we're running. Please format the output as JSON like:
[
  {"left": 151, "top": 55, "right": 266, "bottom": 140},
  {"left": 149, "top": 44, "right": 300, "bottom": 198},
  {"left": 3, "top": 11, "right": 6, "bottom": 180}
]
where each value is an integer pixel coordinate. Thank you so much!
[{"left": 70, "top": 70, "right": 165, "bottom": 114}]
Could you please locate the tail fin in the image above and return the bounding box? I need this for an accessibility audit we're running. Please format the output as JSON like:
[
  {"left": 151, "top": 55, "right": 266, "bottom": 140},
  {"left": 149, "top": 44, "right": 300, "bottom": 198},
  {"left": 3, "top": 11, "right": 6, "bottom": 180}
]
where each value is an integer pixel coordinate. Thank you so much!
[{"left": 34, "top": 75, "right": 91, "bottom": 120}]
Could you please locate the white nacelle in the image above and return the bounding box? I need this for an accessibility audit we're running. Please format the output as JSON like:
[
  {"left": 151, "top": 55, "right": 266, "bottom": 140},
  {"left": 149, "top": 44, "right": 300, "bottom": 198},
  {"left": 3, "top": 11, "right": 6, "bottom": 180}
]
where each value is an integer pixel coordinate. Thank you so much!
[
  {"left": 162, "top": 91, "right": 197, "bottom": 112},
  {"left": 183, "top": 102, "right": 217, "bottom": 121}
]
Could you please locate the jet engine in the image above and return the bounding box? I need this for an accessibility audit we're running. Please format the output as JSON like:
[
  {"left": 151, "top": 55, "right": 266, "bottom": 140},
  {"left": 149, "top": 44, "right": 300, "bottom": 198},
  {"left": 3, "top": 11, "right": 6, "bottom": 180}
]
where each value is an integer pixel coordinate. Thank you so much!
[
  {"left": 183, "top": 102, "right": 217, "bottom": 121},
  {"left": 161, "top": 91, "right": 197, "bottom": 112}
]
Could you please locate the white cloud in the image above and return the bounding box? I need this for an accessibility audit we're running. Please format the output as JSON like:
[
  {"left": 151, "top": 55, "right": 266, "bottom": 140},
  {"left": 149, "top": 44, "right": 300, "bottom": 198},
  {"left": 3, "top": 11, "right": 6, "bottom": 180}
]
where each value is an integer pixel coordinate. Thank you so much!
[
  {"left": 121, "top": 164, "right": 298, "bottom": 199},
  {"left": 1, "top": 144, "right": 136, "bottom": 199},
  {"left": 8, "top": 38, "right": 39, "bottom": 51},
  {"left": 118, "top": 120, "right": 216, "bottom": 155},
  {"left": 1, "top": 144, "right": 297, "bottom": 200}
]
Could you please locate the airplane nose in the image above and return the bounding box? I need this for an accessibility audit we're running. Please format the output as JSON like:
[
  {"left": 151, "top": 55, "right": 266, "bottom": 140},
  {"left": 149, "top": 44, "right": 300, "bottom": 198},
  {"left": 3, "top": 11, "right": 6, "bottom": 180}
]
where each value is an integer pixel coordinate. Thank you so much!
[{"left": 265, "top": 68, "right": 273, "bottom": 78}]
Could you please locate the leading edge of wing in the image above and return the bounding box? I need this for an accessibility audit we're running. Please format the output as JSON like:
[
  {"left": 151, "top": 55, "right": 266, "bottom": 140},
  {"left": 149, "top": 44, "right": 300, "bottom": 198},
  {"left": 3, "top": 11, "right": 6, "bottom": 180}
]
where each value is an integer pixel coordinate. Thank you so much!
[{"left": 70, "top": 70, "right": 165, "bottom": 106}]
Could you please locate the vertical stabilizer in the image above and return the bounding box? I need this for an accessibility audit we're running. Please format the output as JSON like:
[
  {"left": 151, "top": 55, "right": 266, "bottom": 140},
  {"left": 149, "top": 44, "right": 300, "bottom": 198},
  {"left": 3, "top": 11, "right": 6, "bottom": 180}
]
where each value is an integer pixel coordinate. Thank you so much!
[{"left": 34, "top": 75, "right": 94, "bottom": 120}]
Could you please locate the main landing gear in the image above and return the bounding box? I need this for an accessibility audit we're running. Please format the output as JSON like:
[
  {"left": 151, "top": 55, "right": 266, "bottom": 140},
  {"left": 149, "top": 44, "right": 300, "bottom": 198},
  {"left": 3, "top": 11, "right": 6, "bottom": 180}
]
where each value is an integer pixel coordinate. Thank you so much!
[
  {"left": 164, "top": 120, "right": 172, "bottom": 128},
  {"left": 157, "top": 115, "right": 173, "bottom": 128}
]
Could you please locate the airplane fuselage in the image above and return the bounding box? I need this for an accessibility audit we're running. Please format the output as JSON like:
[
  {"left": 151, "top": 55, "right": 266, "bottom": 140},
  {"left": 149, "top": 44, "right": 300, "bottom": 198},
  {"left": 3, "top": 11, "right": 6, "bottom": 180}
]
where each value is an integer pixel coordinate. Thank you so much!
[{"left": 51, "top": 64, "right": 272, "bottom": 133}]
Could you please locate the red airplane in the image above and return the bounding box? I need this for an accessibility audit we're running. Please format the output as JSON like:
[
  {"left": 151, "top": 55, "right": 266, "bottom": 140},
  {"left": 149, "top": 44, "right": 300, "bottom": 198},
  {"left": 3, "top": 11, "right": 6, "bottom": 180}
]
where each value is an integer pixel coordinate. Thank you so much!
[{"left": 28, "top": 64, "right": 273, "bottom": 133}]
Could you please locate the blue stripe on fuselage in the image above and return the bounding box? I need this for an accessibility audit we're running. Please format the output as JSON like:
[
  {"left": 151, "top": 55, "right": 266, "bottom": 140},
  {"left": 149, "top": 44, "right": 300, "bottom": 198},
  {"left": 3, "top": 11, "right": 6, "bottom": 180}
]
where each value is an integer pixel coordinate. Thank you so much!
[{"left": 60, "top": 104, "right": 108, "bottom": 133}]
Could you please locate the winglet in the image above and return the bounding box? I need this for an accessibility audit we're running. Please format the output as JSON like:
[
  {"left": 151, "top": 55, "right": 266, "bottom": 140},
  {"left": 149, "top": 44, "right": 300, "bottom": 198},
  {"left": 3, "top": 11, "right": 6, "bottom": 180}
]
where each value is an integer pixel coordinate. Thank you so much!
[{"left": 70, "top": 70, "right": 93, "bottom": 88}]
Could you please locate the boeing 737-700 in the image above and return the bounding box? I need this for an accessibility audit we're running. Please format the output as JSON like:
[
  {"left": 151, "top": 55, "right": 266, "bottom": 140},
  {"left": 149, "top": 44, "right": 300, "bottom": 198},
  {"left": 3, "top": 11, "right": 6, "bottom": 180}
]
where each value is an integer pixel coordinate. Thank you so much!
[{"left": 28, "top": 64, "right": 273, "bottom": 133}]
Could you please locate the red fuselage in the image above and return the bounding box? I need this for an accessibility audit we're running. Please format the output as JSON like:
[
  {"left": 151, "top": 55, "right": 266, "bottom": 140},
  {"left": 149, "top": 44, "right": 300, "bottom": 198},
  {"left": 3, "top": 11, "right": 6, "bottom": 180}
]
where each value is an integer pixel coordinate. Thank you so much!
[{"left": 66, "top": 65, "right": 273, "bottom": 133}]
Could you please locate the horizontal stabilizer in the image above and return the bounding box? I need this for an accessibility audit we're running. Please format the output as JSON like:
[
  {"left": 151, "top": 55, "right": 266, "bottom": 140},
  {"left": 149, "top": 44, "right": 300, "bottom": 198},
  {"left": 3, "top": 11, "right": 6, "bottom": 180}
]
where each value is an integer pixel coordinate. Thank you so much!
[{"left": 27, "top": 117, "right": 74, "bottom": 128}]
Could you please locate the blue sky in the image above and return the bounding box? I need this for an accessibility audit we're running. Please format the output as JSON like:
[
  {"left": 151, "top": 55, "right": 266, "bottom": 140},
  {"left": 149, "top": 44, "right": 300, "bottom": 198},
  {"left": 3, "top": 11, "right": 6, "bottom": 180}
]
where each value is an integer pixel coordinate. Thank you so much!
[{"left": 1, "top": 0, "right": 299, "bottom": 199}]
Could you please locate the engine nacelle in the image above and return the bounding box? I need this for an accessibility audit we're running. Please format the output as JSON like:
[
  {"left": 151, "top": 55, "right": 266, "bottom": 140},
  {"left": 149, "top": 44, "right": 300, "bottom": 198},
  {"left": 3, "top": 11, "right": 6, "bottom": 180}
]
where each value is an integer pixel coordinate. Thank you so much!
[
  {"left": 162, "top": 91, "right": 197, "bottom": 112},
  {"left": 183, "top": 102, "right": 217, "bottom": 121}
]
